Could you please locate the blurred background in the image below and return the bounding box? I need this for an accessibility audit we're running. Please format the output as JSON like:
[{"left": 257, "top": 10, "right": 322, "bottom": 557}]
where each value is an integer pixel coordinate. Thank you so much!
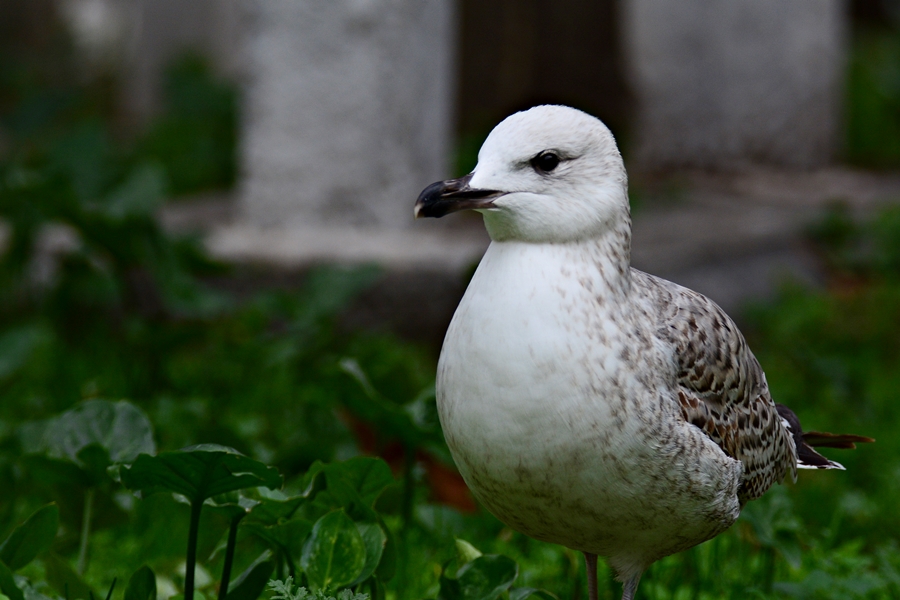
[{"left": 2, "top": 1, "right": 900, "bottom": 599}]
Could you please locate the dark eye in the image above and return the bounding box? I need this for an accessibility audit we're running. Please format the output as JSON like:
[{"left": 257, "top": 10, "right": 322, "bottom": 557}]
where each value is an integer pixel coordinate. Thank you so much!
[{"left": 531, "top": 151, "right": 560, "bottom": 174}]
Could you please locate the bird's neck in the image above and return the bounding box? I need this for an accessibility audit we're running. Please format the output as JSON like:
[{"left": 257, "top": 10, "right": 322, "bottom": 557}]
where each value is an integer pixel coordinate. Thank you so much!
[
  {"left": 581, "top": 210, "right": 633, "bottom": 300},
  {"left": 484, "top": 210, "right": 633, "bottom": 303}
]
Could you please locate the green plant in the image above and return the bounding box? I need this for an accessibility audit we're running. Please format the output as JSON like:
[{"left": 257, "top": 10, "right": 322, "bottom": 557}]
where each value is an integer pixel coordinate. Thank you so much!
[
  {"left": 268, "top": 577, "right": 368, "bottom": 600},
  {"left": 436, "top": 540, "right": 556, "bottom": 600}
]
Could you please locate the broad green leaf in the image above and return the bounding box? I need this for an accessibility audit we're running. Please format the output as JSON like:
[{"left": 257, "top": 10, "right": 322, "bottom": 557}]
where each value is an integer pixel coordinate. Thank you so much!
[
  {"left": 0, "top": 324, "right": 49, "bottom": 380},
  {"left": 0, "top": 560, "right": 24, "bottom": 600},
  {"left": 300, "top": 510, "right": 367, "bottom": 592},
  {"left": 48, "top": 122, "right": 112, "bottom": 201},
  {"left": 224, "top": 554, "right": 274, "bottom": 600},
  {"left": 0, "top": 504, "right": 59, "bottom": 571},
  {"left": 455, "top": 540, "right": 482, "bottom": 564},
  {"left": 508, "top": 589, "right": 558, "bottom": 600},
  {"left": 243, "top": 489, "right": 309, "bottom": 526},
  {"left": 124, "top": 566, "right": 157, "bottom": 600},
  {"left": 15, "top": 456, "right": 87, "bottom": 489},
  {"left": 102, "top": 164, "right": 165, "bottom": 221},
  {"left": 243, "top": 519, "right": 312, "bottom": 562},
  {"left": 439, "top": 555, "right": 518, "bottom": 600},
  {"left": 296, "top": 462, "right": 329, "bottom": 500},
  {"left": 329, "top": 458, "right": 394, "bottom": 508},
  {"left": 34, "top": 400, "right": 155, "bottom": 471},
  {"left": 23, "top": 587, "right": 62, "bottom": 600},
  {"left": 339, "top": 359, "right": 433, "bottom": 448},
  {"left": 44, "top": 552, "right": 97, "bottom": 600},
  {"left": 120, "top": 445, "right": 282, "bottom": 503},
  {"left": 206, "top": 493, "right": 259, "bottom": 524},
  {"left": 374, "top": 523, "right": 398, "bottom": 581},
  {"left": 348, "top": 522, "right": 386, "bottom": 586},
  {"left": 302, "top": 458, "right": 395, "bottom": 522}
]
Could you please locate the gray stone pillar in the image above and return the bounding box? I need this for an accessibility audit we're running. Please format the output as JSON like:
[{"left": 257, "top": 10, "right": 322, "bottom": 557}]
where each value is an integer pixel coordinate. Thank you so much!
[
  {"left": 239, "top": 0, "right": 456, "bottom": 230},
  {"left": 116, "top": 0, "right": 245, "bottom": 123},
  {"left": 622, "top": 0, "right": 846, "bottom": 169}
]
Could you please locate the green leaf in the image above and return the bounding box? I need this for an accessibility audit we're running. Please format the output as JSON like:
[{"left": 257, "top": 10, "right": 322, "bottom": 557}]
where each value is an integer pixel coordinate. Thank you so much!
[
  {"left": 44, "top": 552, "right": 97, "bottom": 600},
  {"left": 0, "top": 560, "right": 24, "bottom": 600},
  {"left": 0, "top": 504, "right": 59, "bottom": 571},
  {"left": 224, "top": 555, "right": 274, "bottom": 600},
  {"left": 508, "top": 589, "right": 558, "bottom": 600},
  {"left": 455, "top": 540, "right": 483, "bottom": 564},
  {"left": 243, "top": 489, "right": 309, "bottom": 526},
  {"left": 102, "top": 164, "right": 165, "bottom": 221},
  {"left": 348, "top": 522, "right": 386, "bottom": 586},
  {"left": 0, "top": 324, "right": 49, "bottom": 380},
  {"left": 330, "top": 458, "right": 394, "bottom": 509},
  {"left": 439, "top": 555, "right": 518, "bottom": 600},
  {"left": 302, "top": 458, "right": 395, "bottom": 522},
  {"left": 374, "top": 524, "right": 397, "bottom": 581},
  {"left": 31, "top": 400, "right": 155, "bottom": 472},
  {"left": 206, "top": 492, "right": 260, "bottom": 524},
  {"left": 243, "top": 519, "right": 312, "bottom": 567},
  {"left": 120, "top": 445, "right": 282, "bottom": 503},
  {"left": 14, "top": 456, "right": 89, "bottom": 492},
  {"left": 124, "top": 566, "right": 157, "bottom": 600},
  {"left": 48, "top": 122, "right": 112, "bottom": 201},
  {"left": 300, "top": 510, "right": 367, "bottom": 592},
  {"left": 338, "top": 360, "right": 434, "bottom": 448}
]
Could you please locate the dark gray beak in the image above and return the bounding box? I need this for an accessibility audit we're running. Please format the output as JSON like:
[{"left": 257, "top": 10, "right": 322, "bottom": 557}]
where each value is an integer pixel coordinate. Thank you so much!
[{"left": 414, "top": 173, "right": 504, "bottom": 219}]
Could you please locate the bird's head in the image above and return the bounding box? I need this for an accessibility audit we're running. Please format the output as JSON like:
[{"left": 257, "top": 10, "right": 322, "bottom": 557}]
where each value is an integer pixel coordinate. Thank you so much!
[{"left": 415, "top": 105, "right": 629, "bottom": 243}]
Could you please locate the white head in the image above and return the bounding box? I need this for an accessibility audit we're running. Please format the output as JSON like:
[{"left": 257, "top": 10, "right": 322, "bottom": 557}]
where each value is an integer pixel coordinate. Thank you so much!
[{"left": 415, "top": 105, "right": 629, "bottom": 244}]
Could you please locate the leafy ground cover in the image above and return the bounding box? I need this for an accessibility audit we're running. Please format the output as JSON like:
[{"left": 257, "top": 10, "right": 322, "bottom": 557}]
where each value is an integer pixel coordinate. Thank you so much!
[{"left": 2, "top": 175, "right": 899, "bottom": 600}]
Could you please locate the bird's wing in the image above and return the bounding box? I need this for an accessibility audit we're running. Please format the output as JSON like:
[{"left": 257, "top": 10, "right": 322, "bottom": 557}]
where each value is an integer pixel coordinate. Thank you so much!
[{"left": 635, "top": 272, "right": 797, "bottom": 502}]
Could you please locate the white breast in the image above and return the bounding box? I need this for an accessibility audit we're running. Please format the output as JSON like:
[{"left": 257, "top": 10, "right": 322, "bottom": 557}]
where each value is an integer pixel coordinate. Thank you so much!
[{"left": 437, "top": 240, "right": 742, "bottom": 569}]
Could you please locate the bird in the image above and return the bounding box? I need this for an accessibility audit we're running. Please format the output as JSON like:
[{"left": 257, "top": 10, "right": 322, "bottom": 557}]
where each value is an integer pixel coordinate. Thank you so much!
[{"left": 413, "top": 105, "right": 872, "bottom": 600}]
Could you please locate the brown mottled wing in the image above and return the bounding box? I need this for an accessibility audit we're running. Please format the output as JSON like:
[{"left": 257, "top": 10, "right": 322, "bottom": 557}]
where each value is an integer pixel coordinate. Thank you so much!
[{"left": 637, "top": 273, "right": 797, "bottom": 503}]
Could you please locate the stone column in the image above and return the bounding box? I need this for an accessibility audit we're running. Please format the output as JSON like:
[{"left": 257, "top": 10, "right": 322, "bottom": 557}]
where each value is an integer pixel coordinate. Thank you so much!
[
  {"left": 77, "top": 0, "right": 245, "bottom": 123},
  {"left": 622, "top": 0, "right": 847, "bottom": 169},
  {"left": 239, "top": 0, "right": 457, "bottom": 230}
]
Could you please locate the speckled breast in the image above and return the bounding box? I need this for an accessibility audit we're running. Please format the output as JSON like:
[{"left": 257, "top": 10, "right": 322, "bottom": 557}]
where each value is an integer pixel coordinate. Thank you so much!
[{"left": 435, "top": 242, "right": 743, "bottom": 560}]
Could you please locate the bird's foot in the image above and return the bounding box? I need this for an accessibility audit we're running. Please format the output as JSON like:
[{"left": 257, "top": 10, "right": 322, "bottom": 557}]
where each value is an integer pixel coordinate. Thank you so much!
[
  {"left": 583, "top": 553, "right": 598, "bottom": 600},
  {"left": 621, "top": 573, "right": 641, "bottom": 600}
]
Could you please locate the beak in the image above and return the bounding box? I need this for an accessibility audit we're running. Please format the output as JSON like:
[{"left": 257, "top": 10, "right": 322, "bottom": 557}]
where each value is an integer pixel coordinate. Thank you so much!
[{"left": 414, "top": 173, "right": 504, "bottom": 219}]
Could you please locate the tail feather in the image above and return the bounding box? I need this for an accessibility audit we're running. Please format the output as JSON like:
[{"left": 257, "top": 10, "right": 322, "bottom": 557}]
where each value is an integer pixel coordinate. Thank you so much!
[
  {"left": 801, "top": 430, "right": 875, "bottom": 449},
  {"left": 775, "top": 404, "right": 874, "bottom": 471}
]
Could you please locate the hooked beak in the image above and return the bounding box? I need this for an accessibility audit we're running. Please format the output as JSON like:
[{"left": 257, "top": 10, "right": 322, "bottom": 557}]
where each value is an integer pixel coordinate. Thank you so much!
[{"left": 414, "top": 173, "right": 504, "bottom": 219}]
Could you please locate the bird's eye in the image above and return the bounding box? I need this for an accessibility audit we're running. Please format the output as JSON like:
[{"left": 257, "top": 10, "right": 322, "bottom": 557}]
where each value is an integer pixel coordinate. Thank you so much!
[{"left": 531, "top": 151, "right": 560, "bottom": 174}]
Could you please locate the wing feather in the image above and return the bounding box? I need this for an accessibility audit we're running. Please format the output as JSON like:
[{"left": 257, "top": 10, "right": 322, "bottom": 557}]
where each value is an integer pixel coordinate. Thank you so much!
[{"left": 635, "top": 272, "right": 797, "bottom": 503}]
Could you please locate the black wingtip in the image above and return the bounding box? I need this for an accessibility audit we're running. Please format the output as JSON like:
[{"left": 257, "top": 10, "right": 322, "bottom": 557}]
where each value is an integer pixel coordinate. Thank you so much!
[{"left": 775, "top": 403, "right": 872, "bottom": 470}]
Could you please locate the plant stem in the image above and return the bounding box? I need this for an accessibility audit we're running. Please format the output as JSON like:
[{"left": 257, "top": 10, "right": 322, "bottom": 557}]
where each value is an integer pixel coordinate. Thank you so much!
[
  {"left": 401, "top": 446, "right": 415, "bottom": 533},
  {"left": 399, "top": 445, "right": 416, "bottom": 590},
  {"left": 105, "top": 578, "right": 117, "bottom": 600},
  {"left": 218, "top": 513, "right": 244, "bottom": 600},
  {"left": 185, "top": 498, "right": 204, "bottom": 600},
  {"left": 77, "top": 488, "right": 95, "bottom": 575},
  {"left": 283, "top": 547, "right": 297, "bottom": 579},
  {"left": 763, "top": 547, "right": 776, "bottom": 593}
]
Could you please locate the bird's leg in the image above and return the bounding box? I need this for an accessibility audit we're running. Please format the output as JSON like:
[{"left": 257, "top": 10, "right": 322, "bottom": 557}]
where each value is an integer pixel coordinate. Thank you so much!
[
  {"left": 620, "top": 573, "right": 642, "bottom": 600},
  {"left": 583, "top": 552, "right": 598, "bottom": 600}
]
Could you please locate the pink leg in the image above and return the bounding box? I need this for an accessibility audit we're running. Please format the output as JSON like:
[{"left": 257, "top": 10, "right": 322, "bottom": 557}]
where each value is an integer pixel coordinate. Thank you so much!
[
  {"left": 583, "top": 552, "right": 598, "bottom": 600},
  {"left": 621, "top": 573, "right": 641, "bottom": 600}
]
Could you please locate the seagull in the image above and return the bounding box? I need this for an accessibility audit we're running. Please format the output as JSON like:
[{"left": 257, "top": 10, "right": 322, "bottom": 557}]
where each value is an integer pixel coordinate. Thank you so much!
[{"left": 414, "top": 105, "right": 872, "bottom": 600}]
